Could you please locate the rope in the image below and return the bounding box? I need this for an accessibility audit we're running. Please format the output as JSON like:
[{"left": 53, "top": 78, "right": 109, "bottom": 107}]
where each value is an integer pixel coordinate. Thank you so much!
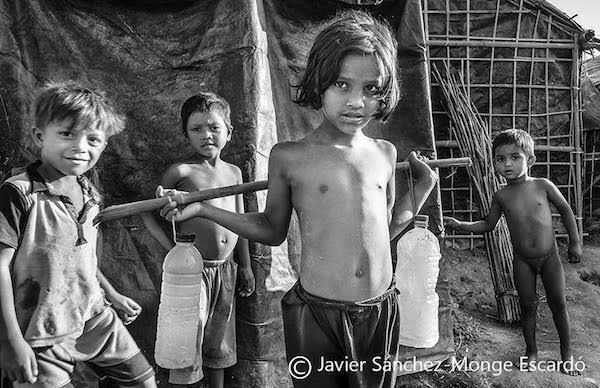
[
  {"left": 495, "top": 290, "right": 519, "bottom": 299},
  {"left": 407, "top": 161, "right": 417, "bottom": 224},
  {"left": 168, "top": 196, "right": 177, "bottom": 243},
  {"left": 172, "top": 218, "right": 177, "bottom": 244}
]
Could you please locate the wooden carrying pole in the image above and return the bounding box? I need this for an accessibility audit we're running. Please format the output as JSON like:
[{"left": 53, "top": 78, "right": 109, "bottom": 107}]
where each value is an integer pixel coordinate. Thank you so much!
[{"left": 93, "top": 157, "right": 472, "bottom": 225}]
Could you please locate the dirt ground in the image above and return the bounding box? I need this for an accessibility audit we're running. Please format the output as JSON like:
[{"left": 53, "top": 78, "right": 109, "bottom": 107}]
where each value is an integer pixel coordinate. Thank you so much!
[{"left": 395, "top": 234, "right": 600, "bottom": 388}]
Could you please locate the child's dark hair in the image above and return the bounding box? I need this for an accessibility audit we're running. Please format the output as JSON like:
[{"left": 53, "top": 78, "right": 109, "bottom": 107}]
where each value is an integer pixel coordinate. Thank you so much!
[
  {"left": 180, "top": 92, "right": 232, "bottom": 137},
  {"left": 294, "top": 10, "right": 400, "bottom": 122},
  {"left": 492, "top": 129, "right": 535, "bottom": 157},
  {"left": 34, "top": 81, "right": 125, "bottom": 137}
]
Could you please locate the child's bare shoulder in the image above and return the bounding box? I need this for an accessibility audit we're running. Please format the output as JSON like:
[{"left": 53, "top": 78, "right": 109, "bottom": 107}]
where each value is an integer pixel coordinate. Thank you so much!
[
  {"left": 266, "top": 140, "right": 316, "bottom": 180},
  {"left": 269, "top": 140, "right": 308, "bottom": 160},
  {"left": 531, "top": 176, "right": 554, "bottom": 189},
  {"left": 274, "top": 139, "right": 307, "bottom": 150},
  {"left": 371, "top": 138, "right": 397, "bottom": 159},
  {"left": 220, "top": 160, "right": 243, "bottom": 183},
  {"left": 162, "top": 161, "right": 194, "bottom": 180},
  {"left": 161, "top": 160, "right": 207, "bottom": 186},
  {"left": 493, "top": 185, "right": 511, "bottom": 202},
  {"left": 221, "top": 160, "right": 241, "bottom": 173}
]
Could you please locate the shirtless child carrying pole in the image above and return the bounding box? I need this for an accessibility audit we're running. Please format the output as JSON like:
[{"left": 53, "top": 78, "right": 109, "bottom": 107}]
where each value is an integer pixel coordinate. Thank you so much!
[{"left": 160, "top": 10, "right": 437, "bottom": 388}]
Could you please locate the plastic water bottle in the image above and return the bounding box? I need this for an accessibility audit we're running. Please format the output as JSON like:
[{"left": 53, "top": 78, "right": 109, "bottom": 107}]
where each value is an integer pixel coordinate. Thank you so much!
[
  {"left": 155, "top": 233, "right": 204, "bottom": 368},
  {"left": 395, "top": 215, "right": 441, "bottom": 348}
]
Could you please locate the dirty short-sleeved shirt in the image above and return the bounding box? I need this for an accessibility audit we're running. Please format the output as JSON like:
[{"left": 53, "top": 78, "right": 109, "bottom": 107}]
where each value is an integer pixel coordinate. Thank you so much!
[{"left": 0, "top": 161, "right": 107, "bottom": 347}]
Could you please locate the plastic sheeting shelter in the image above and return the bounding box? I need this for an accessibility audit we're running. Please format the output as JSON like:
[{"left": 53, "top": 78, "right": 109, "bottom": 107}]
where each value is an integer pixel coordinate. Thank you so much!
[{"left": 0, "top": 0, "right": 453, "bottom": 386}]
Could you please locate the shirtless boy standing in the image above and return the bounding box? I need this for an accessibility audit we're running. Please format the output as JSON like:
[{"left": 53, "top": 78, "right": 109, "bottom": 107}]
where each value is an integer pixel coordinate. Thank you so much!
[{"left": 146, "top": 92, "right": 254, "bottom": 388}]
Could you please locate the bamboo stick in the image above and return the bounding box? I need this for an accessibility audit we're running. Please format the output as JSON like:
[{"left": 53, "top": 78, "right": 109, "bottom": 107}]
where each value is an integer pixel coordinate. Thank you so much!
[
  {"left": 432, "top": 110, "right": 574, "bottom": 117},
  {"left": 572, "top": 34, "right": 584, "bottom": 241},
  {"left": 395, "top": 156, "right": 470, "bottom": 171},
  {"left": 527, "top": 10, "right": 542, "bottom": 134},
  {"left": 436, "top": 140, "right": 577, "bottom": 153},
  {"left": 428, "top": 40, "right": 575, "bottom": 49},
  {"left": 425, "top": 9, "right": 531, "bottom": 15},
  {"left": 93, "top": 180, "right": 268, "bottom": 226},
  {"left": 93, "top": 157, "right": 472, "bottom": 225},
  {"left": 429, "top": 57, "right": 573, "bottom": 64},
  {"left": 431, "top": 82, "right": 572, "bottom": 90},
  {"left": 489, "top": 0, "right": 499, "bottom": 136}
]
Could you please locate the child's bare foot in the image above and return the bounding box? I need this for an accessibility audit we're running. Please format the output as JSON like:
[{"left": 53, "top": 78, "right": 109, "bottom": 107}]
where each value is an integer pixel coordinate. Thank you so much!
[
  {"left": 522, "top": 353, "right": 538, "bottom": 371},
  {"left": 559, "top": 356, "right": 582, "bottom": 376}
]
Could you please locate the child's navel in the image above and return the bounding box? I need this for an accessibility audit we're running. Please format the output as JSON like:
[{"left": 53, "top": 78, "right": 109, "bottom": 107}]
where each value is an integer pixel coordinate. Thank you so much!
[{"left": 319, "top": 184, "right": 329, "bottom": 194}]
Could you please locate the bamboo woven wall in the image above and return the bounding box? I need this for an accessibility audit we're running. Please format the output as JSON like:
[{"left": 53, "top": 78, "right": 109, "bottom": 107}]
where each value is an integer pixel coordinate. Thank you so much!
[{"left": 423, "top": 0, "right": 585, "bottom": 246}]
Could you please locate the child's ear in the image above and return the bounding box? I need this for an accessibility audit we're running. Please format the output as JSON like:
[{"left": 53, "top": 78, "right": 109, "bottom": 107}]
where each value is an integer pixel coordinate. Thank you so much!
[
  {"left": 527, "top": 154, "right": 536, "bottom": 167},
  {"left": 32, "top": 127, "right": 44, "bottom": 146},
  {"left": 226, "top": 126, "right": 233, "bottom": 141}
]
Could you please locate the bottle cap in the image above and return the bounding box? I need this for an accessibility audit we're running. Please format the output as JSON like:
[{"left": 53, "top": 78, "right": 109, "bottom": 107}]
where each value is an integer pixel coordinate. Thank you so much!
[
  {"left": 414, "top": 214, "right": 429, "bottom": 227},
  {"left": 414, "top": 214, "right": 429, "bottom": 223},
  {"left": 175, "top": 233, "right": 196, "bottom": 243}
]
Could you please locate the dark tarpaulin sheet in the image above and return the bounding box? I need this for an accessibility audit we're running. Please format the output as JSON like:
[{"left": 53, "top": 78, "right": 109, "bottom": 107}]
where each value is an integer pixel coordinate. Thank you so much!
[{"left": 0, "top": 0, "right": 452, "bottom": 386}]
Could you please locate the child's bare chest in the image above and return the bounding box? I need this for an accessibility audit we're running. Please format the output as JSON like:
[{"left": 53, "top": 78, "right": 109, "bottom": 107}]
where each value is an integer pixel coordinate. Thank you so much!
[
  {"left": 289, "top": 148, "right": 390, "bottom": 197},
  {"left": 177, "top": 167, "right": 233, "bottom": 192},
  {"left": 500, "top": 185, "right": 550, "bottom": 219},
  {"left": 177, "top": 167, "right": 238, "bottom": 209}
]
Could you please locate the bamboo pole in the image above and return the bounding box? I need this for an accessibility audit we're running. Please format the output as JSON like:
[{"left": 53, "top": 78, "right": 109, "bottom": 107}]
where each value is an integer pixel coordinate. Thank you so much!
[
  {"left": 429, "top": 57, "right": 573, "bottom": 64},
  {"left": 512, "top": 0, "right": 523, "bottom": 130},
  {"left": 94, "top": 181, "right": 268, "bottom": 226},
  {"left": 425, "top": 9, "right": 532, "bottom": 15},
  {"left": 445, "top": 233, "right": 575, "bottom": 240},
  {"left": 428, "top": 40, "right": 575, "bottom": 49},
  {"left": 545, "top": 16, "right": 552, "bottom": 186},
  {"left": 434, "top": 107, "right": 574, "bottom": 116},
  {"left": 527, "top": 10, "right": 542, "bottom": 134},
  {"left": 93, "top": 157, "right": 472, "bottom": 225},
  {"left": 432, "top": 83, "right": 572, "bottom": 90},
  {"left": 572, "top": 33, "right": 584, "bottom": 241},
  {"left": 436, "top": 140, "right": 577, "bottom": 153},
  {"left": 489, "top": 0, "right": 500, "bottom": 137}
]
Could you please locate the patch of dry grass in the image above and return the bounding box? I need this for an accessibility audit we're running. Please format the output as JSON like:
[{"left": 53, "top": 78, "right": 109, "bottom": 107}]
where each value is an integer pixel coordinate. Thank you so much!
[{"left": 452, "top": 308, "right": 485, "bottom": 359}]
